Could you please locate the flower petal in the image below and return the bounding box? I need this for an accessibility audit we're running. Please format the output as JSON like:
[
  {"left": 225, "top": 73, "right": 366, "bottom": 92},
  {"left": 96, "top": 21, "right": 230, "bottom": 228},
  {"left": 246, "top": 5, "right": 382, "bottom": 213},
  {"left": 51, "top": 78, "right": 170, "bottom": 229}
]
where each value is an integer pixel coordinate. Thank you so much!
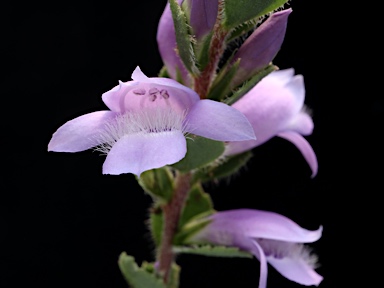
[
  {"left": 103, "top": 67, "right": 199, "bottom": 115},
  {"left": 157, "top": 1, "right": 191, "bottom": 86},
  {"left": 131, "top": 67, "right": 199, "bottom": 101},
  {"left": 251, "top": 240, "right": 268, "bottom": 288},
  {"left": 102, "top": 131, "right": 187, "bottom": 176},
  {"left": 48, "top": 111, "right": 117, "bottom": 152},
  {"left": 264, "top": 68, "right": 295, "bottom": 86},
  {"left": 231, "top": 9, "right": 292, "bottom": 87},
  {"left": 206, "top": 209, "right": 322, "bottom": 243},
  {"left": 188, "top": 0, "right": 218, "bottom": 39},
  {"left": 286, "top": 110, "right": 314, "bottom": 136},
  {"left": 231, "top": 237, "right": 269, "bottom": 288},
  {"left": 278, "top": 131, "right": 318, "bottom": 178},
  {"left": 224, "top": 139, "right": 257, "bottom": 156},
  {"left": 131, "top": 66, "right": 150, "bottom": 81},
  {"left": 226, "top": 69, "right": 310, "bottom": 156},
  {"left": 267, "top": 253, "right": 323, "bottom": 286},
  {"left": 102, "top": 81, "right": 138, "bottom": 114},
  {"left": 185, "top": 99, "right": 256, "bottom": 141}
]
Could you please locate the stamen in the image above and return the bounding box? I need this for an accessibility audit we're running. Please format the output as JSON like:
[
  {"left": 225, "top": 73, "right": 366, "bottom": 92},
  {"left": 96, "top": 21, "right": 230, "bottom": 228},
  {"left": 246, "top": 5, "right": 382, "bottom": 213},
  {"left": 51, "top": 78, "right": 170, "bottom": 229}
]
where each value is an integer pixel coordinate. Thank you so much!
[
  {"left": 160, "top": 89, "right": 170, "bottom": 99},
  {"left": 132, "top": 88, "right": 146, "bottom": 95},
  {"left": 149, "top": 94, "right": 157, "bottom": 102},
  {"left": 149, "top": 88, "right": 159, "bottom": 95}
]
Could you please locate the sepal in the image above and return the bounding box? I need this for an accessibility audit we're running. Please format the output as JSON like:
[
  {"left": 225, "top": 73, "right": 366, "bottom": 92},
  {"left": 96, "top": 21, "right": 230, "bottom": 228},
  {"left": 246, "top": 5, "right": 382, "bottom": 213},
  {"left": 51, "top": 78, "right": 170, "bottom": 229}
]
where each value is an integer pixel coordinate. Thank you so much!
[
  {"left": 178, "top": 183, "right": 214, "bottom": 229},
  {"left": 223, "top": 0, "right": 290, "bottom": 29},
  {"left": 195, "top": 32, "right": 214, "bottom": 71},
  {"left": 206, "top": 59, "right": 240, "bottom": 101},
  {"left": 194, "top": 151, "right": 253, "bottom": 183},
  {"left": 118, "top": 253, "right": 167, "bottom": 288},
  {"left": 225, "top": 64, "right": 277, "bottom": 105},
  {"left": 138, "top": 167, "right": 175, "bottom": 202},
  {"left": 173, "top": 244, "right": 252, "bottom": 258},
  {"left": 172, "top": 135, "right": 225, "bottom": 172},
  {"left": 169, "top": 0, "right": 199, "bottom": 76},
  {"left": 149, "top": 204, "right": 164, "bottom": 246}
]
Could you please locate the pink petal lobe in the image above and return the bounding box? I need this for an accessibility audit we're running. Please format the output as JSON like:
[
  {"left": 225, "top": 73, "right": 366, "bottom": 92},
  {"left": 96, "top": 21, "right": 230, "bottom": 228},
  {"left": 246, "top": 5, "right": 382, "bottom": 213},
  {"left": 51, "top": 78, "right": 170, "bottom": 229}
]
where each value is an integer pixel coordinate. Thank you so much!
[
  {"left": 102, "top": 131, "right": 187, "bottom": 176},
  {"left": 186, "top": 99, "right": 256, "bottom": 141},
  {"left": 285, "top": 74, "right": 305, "bottom": 114},
  {"left": 131, "top": 66, "right": 149, "bottom": 81},
  {"left": 267, "top": 255, "right": 323, "bottom": 286},
  {"left": 226, "top": 69, "right": 312, "bottom": 157},
  {"left": 102, "top": 81, "right": 137, "bottom": 113},
  {"left": 208, "top": 209, "right": 322, "bottom": 243},
  {"left": 250, "top": 240, "right": 268, "bottom": 288},
  {"left": 263, "top": 68, "right": 294, "bottom": 86},
  {"left": 277, "top": 131, "right": 318, "bottom": 178},
  {"left": 48, "top": 111, "right": 117, "bottom": 152},
  {"left": 287, "top": 111, "right": 314, "bottom": 136}
]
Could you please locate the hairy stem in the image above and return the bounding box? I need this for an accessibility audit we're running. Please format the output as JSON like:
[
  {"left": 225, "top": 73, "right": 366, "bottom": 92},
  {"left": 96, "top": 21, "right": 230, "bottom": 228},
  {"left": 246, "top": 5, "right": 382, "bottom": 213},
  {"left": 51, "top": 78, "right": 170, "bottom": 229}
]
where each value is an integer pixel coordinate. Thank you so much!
[{"left": 157, "top": 172, "right": 192, "bottom": 283}]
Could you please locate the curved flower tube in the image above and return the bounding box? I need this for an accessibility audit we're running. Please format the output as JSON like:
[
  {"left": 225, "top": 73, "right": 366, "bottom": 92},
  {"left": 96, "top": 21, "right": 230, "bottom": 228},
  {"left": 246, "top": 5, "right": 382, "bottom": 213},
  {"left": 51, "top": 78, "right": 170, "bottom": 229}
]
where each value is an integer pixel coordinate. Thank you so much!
[
  {"left": 48, "top": 67, "right": 255, "bottom": 176},
  {"left": 227, "top": 68, "right": 318, "bottom": 177},
  {"left": 191, "top": 209, "right": 323, "bottom": 288}
]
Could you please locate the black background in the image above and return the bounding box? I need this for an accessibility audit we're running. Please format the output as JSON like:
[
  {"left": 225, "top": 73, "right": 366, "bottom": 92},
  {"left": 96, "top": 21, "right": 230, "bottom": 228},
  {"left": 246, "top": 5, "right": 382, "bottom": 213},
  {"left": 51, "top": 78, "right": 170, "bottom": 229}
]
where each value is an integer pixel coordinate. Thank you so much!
[{"left": 2, "top": 1, "right": 377, "bottom": 287}]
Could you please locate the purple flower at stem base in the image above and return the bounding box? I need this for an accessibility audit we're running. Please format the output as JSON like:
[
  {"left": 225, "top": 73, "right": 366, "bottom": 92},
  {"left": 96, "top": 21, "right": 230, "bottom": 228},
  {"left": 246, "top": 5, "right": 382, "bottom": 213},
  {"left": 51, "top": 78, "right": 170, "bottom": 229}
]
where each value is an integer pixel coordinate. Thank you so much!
[{"left": 191, "top": 209, "right": 323, "bottom": 288}]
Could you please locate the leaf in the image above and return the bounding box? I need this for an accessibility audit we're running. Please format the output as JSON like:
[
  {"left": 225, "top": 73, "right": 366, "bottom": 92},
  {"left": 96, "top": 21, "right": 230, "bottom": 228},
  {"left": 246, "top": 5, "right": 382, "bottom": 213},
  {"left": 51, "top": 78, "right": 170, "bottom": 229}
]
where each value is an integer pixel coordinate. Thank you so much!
[
  {"left": 138, "top": 167, "right": 174, "bottom": 202},
  {"left": 167, "top": 263, "right": 181, "bottom": 288},
  {"left": 223, "top": 0, "right": 290, "bottom": 29},
  {"left": 172, "top": 135, "right": 225, "bottom": 172},
  {"left": 226, "top": 22, "right": 256, "bottom": 43},
  {"left": 195, "top": 32, "right": 213, "bottom": 71},
  {"left": 141, "top": 262, "right": 180, "bottom": 288},
  {"left": 225, "top": 64, "right": 277, "bottom": 105},
  {"left": 173, "top": 244, "right": 252, "bottom": 258},
  {"left": 174, "top": 211, "right": 213, "bottom": 245},
  {"left": 169, "top": 0, "right": 199, "bottom": 75},
  {"left": 118, "top": 253, "right": 167, "bottom": 288},
  {"left": 149, "top": 204, "right": 164, "bottom": 246},
  {"left": 158, "top": 66, "right": 170, "bottom": 78},
  {"left": 196, "top": 151, "right": 253, "bottom": 183}
]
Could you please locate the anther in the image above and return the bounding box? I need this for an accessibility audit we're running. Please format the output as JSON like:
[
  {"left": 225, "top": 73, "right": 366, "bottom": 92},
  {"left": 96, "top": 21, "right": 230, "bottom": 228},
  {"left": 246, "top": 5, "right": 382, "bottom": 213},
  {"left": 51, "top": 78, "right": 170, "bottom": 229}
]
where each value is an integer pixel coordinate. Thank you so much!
[
  {"left": 160, "top": 89, "right": 169, "bottom": 99},
  {"left": 149, "top": 88, "right": 159, "bottom": 95},
  {"left": 149, "top": 94, "right": 157, "bottom": 102},
  {"left": 132, "top": 88, "right": 146, "bottom": 95}
]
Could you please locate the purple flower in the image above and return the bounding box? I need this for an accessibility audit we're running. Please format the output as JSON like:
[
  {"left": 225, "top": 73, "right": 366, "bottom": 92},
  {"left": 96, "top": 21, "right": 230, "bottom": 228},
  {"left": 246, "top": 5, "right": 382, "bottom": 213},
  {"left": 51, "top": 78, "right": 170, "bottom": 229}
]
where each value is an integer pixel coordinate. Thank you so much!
[
  {"left": 157, "top": 0, "right": 219, "bottom": 86},
  {"left": 157, "top": 0, "right": 191, "bottom": 86},
  {"left": 191, "top": 209, "right": 323, "bottom": 288},
  {"left": 185, "top": 0, "right": 219, "bottom": 40},
  {"left": 48, "top": 67, "right": 255, "bottom": 176},
  {"left": 227, "top": 68, "right": 318, "bottom": 177},
  {"left": 230, "top": 9, "right": 292, "bottom": 88}
]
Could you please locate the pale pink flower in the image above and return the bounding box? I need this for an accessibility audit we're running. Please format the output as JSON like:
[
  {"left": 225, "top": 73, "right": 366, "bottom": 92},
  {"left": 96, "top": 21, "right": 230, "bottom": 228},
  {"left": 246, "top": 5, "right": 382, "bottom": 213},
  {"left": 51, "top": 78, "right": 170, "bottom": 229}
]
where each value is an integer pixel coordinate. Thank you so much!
[
  {"left": 227, "top": 69, "right": 318, "bottom": 177},
  {"left": 192, "top": 209, "right": 323, "bottom": 288},
  {"left": 48, "top": 67, "right": 255, "bottom": 176}
]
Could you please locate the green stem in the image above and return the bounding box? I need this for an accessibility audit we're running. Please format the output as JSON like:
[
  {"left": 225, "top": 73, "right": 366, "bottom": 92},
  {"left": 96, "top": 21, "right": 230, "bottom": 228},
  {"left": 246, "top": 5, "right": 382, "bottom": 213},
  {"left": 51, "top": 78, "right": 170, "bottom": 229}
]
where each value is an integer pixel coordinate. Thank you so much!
[{"left": 157, "top": 171, "right": 192, "bottom": 283}]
